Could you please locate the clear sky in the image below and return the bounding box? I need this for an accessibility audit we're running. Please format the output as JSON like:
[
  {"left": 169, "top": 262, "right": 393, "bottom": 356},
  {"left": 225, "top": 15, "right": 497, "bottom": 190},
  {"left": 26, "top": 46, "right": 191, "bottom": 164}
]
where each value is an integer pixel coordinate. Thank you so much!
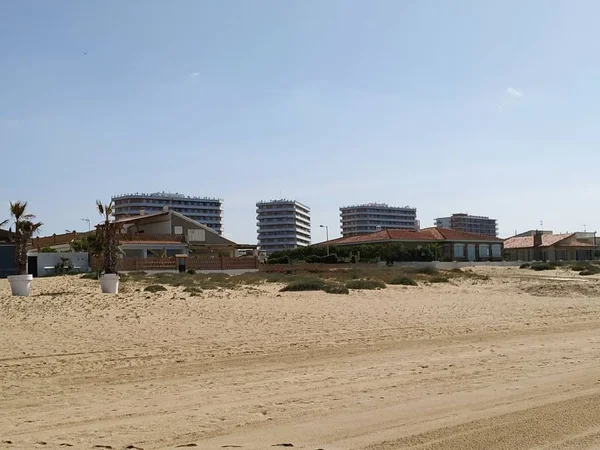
[{"left": 2, "top": 1, "right": 600, "bottom": 243}]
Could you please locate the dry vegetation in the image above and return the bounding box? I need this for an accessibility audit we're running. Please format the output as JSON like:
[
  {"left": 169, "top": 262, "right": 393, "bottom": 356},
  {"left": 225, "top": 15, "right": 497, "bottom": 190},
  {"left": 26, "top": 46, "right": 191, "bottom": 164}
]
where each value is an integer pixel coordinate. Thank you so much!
[{"left": 108, "top": 266, "right": 491, "bottom": 295}]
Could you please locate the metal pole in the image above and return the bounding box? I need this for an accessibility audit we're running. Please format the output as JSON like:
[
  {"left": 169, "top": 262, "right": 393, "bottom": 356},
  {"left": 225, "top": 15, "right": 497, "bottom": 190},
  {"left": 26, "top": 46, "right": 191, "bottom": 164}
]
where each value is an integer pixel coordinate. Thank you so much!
[{"left": 320, "top": 225, "right": 330, "bottom": 256}]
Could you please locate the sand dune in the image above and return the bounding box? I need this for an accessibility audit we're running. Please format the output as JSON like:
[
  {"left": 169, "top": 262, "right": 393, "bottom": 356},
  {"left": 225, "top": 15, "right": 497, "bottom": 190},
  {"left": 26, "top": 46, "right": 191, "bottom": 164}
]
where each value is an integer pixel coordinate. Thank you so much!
[{"left": 2, "top": 269, "right": 600, "bottom": 449}]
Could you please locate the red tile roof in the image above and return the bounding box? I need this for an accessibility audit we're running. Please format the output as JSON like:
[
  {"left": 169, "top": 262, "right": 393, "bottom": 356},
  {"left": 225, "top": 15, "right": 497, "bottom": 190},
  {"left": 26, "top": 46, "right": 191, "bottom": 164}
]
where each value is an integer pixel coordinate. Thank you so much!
[
  {"left": 503, "top": 233, "right": 575, "bottom": 249},
  {"left": 421, "top": 227, "right": 503, "bottom": 242},
  {"left": 318, "top": 227, "right": 501, "bottom": 246}
]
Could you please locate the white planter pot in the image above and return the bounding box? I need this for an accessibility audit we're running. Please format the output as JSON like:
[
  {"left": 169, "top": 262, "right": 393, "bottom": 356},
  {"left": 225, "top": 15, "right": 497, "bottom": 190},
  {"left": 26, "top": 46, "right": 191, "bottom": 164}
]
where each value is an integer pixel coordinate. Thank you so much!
[
  {"left": 8, "top": 274, "right": 33, "bottom": 297},
  {"left": 100, "top": 273, "right": 119, "bottom": 294}
]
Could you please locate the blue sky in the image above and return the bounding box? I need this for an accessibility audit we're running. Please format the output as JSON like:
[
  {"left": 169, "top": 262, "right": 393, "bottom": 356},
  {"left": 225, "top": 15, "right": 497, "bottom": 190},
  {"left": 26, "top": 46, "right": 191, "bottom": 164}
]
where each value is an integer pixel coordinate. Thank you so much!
[{"left": 2, "top": 1, "right": 600, "bottom": 243}]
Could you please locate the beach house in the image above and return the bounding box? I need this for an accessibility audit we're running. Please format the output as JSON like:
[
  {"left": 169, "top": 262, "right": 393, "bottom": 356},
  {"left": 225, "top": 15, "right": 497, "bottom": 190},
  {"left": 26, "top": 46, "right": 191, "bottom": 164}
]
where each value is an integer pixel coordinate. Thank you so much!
[
  {"left": 321, "top": 227, "right": 503, "bottom": 261},
  {"left": 503, "top": 230, "right": 597, "bottom": 261}
]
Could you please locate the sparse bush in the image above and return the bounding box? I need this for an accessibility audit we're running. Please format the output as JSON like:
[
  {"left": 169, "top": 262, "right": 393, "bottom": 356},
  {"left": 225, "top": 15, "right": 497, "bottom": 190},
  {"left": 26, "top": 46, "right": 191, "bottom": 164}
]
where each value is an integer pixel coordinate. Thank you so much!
[
  {"left": 120, "top": 271, "right": 147, "bottom": 282},
  {"left": 183, "top": 286, "right": 202, "bottom": 296},
  {"left": 570, "top": 263, "right": 591, "bottom": 272},
  {"left": 530, "top": 262, "right": 554, "bottom": 271},
  {"left": 519, "top": 263, "right": 531, "bottom": 269},
  {"left": 80, "top": 272, "right": 99, "bottom": 280},
  {"left": 430, "top": 275, "right": 450, "bottom": 283},
  {"left": 346, "top": 279, "right": 386, "bottom": 290},
  {"left": 144, "top": 285, "right": 168, "bottom": 293},
  {"left": 323, "top": 284, "right": 350, "bottom": 294},
  {"left": 280, "top": 278, "right": 327, "bottom": 292},
  {"left": 389, "top": 276, "right": 418, "bottom": 286},
  {"left": 579, "top": 266, "right": 600, "bottom": 276},
  {"left": 405, "top": 266, "right": 439, "bottom": 276},
  {"left": 186, "top": 269, "right": 196, "bottom": 275}
]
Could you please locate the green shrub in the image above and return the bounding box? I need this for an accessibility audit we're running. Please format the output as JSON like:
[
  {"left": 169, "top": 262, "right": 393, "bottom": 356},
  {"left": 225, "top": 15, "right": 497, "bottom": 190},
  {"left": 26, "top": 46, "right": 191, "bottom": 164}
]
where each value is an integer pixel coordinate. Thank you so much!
[
  {"left": 306, "top": 254, "right": 341, "bottom": 264},
  {"left": 530, "top": 262, "right": 554, "bottom": 271},
  {"left": 323, "top": 284, "right": 350, "bottom": 294},
  {"left": 144, "top": 285, "right": 168, "bottom": 293},
  {"left": 519, "top": 263, "right": 531, "bottom": 269},
  {"left": 346, "top": 279, "right": 386, "bottom": 290},
  {"left": 389, "top": 276, "right": 418, "bottom": 286},
  {"left": 267, "top": 256, "right": 291, "bottom": 265},
  {"left": 430, "top": 275, "right": 450, "bottom": 283},
  {"left": 186, "top": 269, "right": 196, "bottom": 274},
  {"left": 280, "top": 278, "right": 327, "bottom": 292}
]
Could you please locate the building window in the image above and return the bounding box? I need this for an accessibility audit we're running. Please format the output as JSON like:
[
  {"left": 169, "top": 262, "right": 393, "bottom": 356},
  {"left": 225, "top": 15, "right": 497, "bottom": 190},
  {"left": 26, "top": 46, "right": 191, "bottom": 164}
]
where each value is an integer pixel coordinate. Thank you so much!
[
  {"left": 454, "top": 244, "right": 465, "bottom": 258},
  {"left": 479, "top": 245, "right": 490, "bottom": 258},
  {"left": 491, "top": 244, "right": 502, "bottom": 258}
]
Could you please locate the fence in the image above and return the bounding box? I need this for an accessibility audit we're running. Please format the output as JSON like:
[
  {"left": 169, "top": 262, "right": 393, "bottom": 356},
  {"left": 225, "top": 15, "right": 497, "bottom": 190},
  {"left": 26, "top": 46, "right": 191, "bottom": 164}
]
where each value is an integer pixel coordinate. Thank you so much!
[
  {"left": 187, "top": 256, "right": 259, "bottom": 271},
  {"left": 92, "top": 256, "right": 259, "bottom": 272},
  {"left": 260, "top": 263, "right": 376, "bottom": 272}
]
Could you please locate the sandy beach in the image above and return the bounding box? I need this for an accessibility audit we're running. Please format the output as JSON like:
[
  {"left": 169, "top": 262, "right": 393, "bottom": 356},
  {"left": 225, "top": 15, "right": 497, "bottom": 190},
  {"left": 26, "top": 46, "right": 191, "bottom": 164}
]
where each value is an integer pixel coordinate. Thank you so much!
[{"left": 2, "top": 267, "right": 600, "bottom": 449}]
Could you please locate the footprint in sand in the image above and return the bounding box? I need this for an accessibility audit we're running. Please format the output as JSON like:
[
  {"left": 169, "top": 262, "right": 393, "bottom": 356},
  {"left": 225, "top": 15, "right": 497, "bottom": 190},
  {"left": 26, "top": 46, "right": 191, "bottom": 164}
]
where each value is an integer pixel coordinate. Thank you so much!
[
  {"left": 175, "top": 445, "right": 198, "bottom": 448},
  {"left": 93, "top": 446, "right": 113, "bottom": 449},
  {"left": 272, "top": 445, "right": 294, "bottom": 448},
  {"left": 125, "top": 446, "right": 144, "bottom": 450}
]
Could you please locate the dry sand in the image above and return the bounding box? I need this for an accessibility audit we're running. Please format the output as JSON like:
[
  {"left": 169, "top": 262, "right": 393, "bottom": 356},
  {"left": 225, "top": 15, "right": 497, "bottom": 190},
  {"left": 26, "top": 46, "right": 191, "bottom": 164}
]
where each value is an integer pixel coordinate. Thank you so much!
[{"left": 2, "top": 268, "right": 600, "bottom": 449}]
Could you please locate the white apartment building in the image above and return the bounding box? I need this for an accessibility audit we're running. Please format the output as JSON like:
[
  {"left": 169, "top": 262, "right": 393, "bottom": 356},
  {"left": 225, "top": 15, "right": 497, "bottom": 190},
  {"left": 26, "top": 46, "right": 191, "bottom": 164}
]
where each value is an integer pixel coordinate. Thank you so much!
[
  {"left": 256, "top": 199, "right": 311, "bottom": 254},
  {"left": 112, "top": 192, "right": 224, "bottom": 235},
  {"left": 340, "top": 203, "right": 419, "bottom": 236}
]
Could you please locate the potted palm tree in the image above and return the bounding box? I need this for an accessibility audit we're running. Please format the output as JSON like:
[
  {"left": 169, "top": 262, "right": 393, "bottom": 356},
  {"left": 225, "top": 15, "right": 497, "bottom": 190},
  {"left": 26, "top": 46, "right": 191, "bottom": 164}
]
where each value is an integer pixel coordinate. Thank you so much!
[
  {"left": 96, "top": 200, "right": 120, "bottom": 293},
  {"left": 4, "top": 202, "right": 42, "bottom": 296}
]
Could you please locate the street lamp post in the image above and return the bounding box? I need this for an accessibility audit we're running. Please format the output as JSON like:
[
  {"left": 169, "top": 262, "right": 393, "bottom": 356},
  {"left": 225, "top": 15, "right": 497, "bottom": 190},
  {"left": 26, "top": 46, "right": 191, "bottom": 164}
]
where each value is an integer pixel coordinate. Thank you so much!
[
  {"left": 319, "top": 224, "right": 329, "bottom": 256},
  {"left": 81, "top": 218, "right": 91, "bottom": 232}
]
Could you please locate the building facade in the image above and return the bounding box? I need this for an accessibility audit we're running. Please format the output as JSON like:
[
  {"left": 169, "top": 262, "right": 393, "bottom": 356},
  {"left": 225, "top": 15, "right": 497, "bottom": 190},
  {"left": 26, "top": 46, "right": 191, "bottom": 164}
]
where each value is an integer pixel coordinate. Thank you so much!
[
  {"left": 504, "top": 230, "right": 597, "bottom": 261},
  {"left": 256, "top": 200, "right": 311, "bottom": 254},
  {"left": 322, "top": 227, "right": 504, "bottom": 262},
  {"left": 434, "top": 213, "right": 498, "bottom": 237},
  {"left": 112, "top": 192, "right": 223, "bottom": 235},
  {"left": 340, "top": 203, "right": 418, "bottom": 236}
]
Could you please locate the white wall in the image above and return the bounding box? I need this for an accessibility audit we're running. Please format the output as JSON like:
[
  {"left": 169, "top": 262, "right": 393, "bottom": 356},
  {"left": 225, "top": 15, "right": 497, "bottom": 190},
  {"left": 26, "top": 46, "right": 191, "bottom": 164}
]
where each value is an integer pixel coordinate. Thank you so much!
[
  {"left": 32, "top": 252, "right": 89, "bottom": 276},
  {"left": 381, "top": 261, "right": 522, "bottom": 269}
]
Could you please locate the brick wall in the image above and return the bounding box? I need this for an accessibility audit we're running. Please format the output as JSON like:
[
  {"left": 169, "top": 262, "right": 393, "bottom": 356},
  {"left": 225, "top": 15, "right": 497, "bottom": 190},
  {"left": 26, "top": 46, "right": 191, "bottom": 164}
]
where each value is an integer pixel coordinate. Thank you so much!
[{"left": 92, "top": 256, "right": 258, "bottom": 272}]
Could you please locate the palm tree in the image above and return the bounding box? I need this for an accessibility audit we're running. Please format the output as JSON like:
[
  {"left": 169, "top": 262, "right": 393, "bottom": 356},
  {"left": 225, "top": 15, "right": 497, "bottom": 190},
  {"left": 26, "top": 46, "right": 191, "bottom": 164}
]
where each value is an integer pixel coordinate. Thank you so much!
[
  {"left": 8, "top": 202, "right": 42, "bottom": 275},
  {"left": 96, "top": 200, "right": 119, "bottom": 274}
]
